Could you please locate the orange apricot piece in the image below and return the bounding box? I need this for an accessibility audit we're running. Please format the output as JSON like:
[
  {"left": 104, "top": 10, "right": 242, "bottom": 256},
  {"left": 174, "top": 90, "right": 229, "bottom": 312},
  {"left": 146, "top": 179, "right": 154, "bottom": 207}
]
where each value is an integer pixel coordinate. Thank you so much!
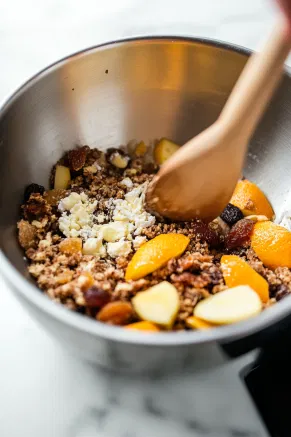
[
  {"left": 186, "top": 316, "right": 214, "bottom": 330},
  {"left": 251, "top": 221, "right": 291, "bottom": 269},
  {"left": 125, "top": 233, "right": 189, "bottom": 281},
  {"left": 230, "top": 179, "right": 274, "bottom": 219},
  {"left": 221, "top": 255, "right": 269, "bottom": 303},
  {"left": 125, "top": 321, "right": 160, "bottom": 332}
]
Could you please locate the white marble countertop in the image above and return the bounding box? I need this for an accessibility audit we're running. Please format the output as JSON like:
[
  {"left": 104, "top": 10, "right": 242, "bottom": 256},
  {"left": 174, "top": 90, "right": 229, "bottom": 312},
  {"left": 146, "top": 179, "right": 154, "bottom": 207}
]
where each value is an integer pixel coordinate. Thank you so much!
[{"left": 0, "top": 1, "right": 287, "bottom": 436}]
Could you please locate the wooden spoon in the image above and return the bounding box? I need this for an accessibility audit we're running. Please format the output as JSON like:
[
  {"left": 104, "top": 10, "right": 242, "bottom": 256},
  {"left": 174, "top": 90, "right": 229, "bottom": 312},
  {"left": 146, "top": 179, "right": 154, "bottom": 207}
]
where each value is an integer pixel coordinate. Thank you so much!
[{"left": 146, "top": 19, "right": 291, "bottom": 222}]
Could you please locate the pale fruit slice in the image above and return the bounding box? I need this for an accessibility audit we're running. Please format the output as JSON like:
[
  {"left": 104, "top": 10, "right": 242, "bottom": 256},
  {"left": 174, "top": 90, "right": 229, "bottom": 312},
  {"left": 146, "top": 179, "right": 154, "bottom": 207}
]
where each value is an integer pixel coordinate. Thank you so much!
[
  {"left": 132, "top": 281, "right": 180, "bottom": 329},
  {"left": 125, "top": 321, "right": 160, "bottom": 332},
  {"left": 54, "top": 165, "right": 71, "bottom": 189},
  {"left": 125, "top": 233, "right": 189, "bottom": 281},
  {"left": 154, "top": 138, "right": 180, "bottom": 165},
  {"left": 135, "top": 141, "right": 147, "bottom": 157},
  {"left": 186, "top": 316, "right": 214, "bottom": 330},
  {"left": 194, "top": 285, "right": 262, "bottom": 325}
]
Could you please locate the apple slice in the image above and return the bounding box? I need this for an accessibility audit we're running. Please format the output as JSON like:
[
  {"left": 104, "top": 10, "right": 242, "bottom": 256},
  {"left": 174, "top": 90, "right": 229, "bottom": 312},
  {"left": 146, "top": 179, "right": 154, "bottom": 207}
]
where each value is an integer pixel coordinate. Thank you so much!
[
  {"left": 194, "top": 285, "right": 262, "bottom": 325},
  {"left": 54, "top": 165, "right": 71, "bottom": 189},
  {"left": 132, "top": 281, "right": 179, "bottom": 329},
  {"left": 154, "top": 138, "right": 180, "bottom": 165}
]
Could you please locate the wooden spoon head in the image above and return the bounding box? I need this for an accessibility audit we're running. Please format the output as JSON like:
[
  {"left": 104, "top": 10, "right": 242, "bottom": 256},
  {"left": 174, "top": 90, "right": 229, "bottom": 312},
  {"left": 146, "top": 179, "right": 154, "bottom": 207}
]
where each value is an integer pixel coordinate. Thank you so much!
[{"left": 146, "top": 123, "right": 247, "bottom": 222}]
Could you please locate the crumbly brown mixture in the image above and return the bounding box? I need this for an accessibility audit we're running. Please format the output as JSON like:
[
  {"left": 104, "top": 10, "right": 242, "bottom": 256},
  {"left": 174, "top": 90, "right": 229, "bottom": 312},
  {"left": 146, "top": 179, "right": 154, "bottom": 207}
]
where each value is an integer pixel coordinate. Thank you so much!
[{"left": 17, "top": 145, "right": 291, "bottom": 330}]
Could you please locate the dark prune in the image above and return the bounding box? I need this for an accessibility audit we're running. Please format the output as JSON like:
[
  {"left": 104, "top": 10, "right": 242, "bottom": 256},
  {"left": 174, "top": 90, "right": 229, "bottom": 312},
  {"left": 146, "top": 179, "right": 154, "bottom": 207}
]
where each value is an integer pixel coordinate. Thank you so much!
[
  {"left": 225, "top": 219, "right": 254, "bottom": 249},
  {"left": 191, "top": 220, "right": 221, "bottom": 247},
  {"left": 24, "top": 183, "right": 45, "bottom": 202},
  {"left": 220, "top": 203, "right": 244, "bottom": 226},
  {"left": 84, "top": 287, "right": 110, "bottom": 308}
]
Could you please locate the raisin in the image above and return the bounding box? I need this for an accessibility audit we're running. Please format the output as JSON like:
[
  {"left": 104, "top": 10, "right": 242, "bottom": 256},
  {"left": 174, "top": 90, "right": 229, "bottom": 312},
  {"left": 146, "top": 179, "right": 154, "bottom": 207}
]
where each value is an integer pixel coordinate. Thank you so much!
[
  {"left": 24, "top": 183, "right": 45, "bottom": 202},
  {"left": 191, "top": 220, "right": 221, "bottom": 247},
  {"left": 220, "top": 203, "right": 244, "bottom": 226},
  {"left": 225, "top": 219, "right": 254, "bottom": 249},
  {"left": 84, "top": 287, "right": 110, "bottom": 308},
  {"left": 275, "top": 284, "right": 290, "bottom": 301}
]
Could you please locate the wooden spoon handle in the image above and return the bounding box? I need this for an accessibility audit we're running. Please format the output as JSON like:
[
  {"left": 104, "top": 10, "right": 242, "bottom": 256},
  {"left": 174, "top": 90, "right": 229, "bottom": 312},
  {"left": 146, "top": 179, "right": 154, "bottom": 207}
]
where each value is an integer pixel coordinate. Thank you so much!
[{"left": 220, "top": 18, "right": 291, "bottom": 140}]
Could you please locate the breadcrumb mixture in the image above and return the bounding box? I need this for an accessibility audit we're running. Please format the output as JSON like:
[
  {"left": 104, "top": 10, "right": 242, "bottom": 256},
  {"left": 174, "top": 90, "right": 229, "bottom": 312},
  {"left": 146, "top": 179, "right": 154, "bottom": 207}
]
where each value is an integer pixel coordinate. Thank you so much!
[{"left": 17, "top": 145, "right": 291, "bottom": 330}]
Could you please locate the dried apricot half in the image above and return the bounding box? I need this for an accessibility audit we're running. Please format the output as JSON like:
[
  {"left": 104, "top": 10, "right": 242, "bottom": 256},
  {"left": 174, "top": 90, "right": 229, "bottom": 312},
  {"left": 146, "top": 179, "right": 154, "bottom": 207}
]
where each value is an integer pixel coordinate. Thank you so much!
[
  {"left": 97, "top": 301, "right": 133, "bottom": 325},
  {"left": 125, "top": 321, "right": 160, "bottom": 332},
  {"left": 221, "top": 255, "right": 269, "bottom": 303},
  {"left": 186, "top": 316, "right": 214, "bottom": 330},
  {"left": 230, "top": 180, "right": 274, "bottom": 219},
  {"left": 125, "top": 233, "right": 189, "bottom": 280},
  {"left": 251, "top": 221, "right": 291, "bottom": 269}
]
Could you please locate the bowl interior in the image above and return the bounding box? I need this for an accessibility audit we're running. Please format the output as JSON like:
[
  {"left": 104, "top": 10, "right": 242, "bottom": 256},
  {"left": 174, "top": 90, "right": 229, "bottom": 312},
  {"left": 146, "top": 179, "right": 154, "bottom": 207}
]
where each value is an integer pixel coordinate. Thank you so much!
[{"left": 0, "top": 37, "right": 290, "bottom": 282}]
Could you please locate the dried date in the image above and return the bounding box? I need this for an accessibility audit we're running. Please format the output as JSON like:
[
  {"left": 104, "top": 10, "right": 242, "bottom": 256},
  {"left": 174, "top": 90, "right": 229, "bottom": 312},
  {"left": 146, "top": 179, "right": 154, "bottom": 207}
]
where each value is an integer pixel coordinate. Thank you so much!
[
  {"left": 191, "top": 220, "right": 221, "bottom": 247},
  {"left": 225, "top": 219, "right": 254, "bottom": 249}
]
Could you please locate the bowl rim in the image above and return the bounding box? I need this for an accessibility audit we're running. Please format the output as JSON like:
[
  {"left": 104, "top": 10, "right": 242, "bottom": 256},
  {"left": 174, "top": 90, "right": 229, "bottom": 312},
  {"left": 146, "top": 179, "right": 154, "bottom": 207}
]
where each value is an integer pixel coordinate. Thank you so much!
[{"left": 1, "top": 35, "right": 291, "bottom": 347}]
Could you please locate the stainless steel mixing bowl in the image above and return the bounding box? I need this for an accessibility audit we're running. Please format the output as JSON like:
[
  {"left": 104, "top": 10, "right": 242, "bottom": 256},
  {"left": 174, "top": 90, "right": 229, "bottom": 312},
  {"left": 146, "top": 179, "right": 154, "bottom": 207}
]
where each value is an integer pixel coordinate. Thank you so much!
[{"left": 0, "top": 37, "right": 291, "bottom": 373}]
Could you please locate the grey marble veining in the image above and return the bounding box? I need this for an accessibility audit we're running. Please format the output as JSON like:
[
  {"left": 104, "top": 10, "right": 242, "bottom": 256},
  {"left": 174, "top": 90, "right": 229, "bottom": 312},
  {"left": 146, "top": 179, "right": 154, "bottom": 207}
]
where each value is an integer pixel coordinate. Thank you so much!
[
  {"left": 63, "top": 358, "right": 268, "bottom": 437},
  {"left": 0, "top": 0, "right": 286, "bottom": 436},
  {"left": 0, "top": 272, "right": 268, "bottom": 437}
]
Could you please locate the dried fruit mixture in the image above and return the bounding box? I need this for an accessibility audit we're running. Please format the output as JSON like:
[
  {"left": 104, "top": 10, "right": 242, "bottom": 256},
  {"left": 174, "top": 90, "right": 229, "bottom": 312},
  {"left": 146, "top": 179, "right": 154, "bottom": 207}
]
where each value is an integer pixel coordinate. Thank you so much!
[{"left": 17, "top": 139, "right": 291, "bottom": 332}]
